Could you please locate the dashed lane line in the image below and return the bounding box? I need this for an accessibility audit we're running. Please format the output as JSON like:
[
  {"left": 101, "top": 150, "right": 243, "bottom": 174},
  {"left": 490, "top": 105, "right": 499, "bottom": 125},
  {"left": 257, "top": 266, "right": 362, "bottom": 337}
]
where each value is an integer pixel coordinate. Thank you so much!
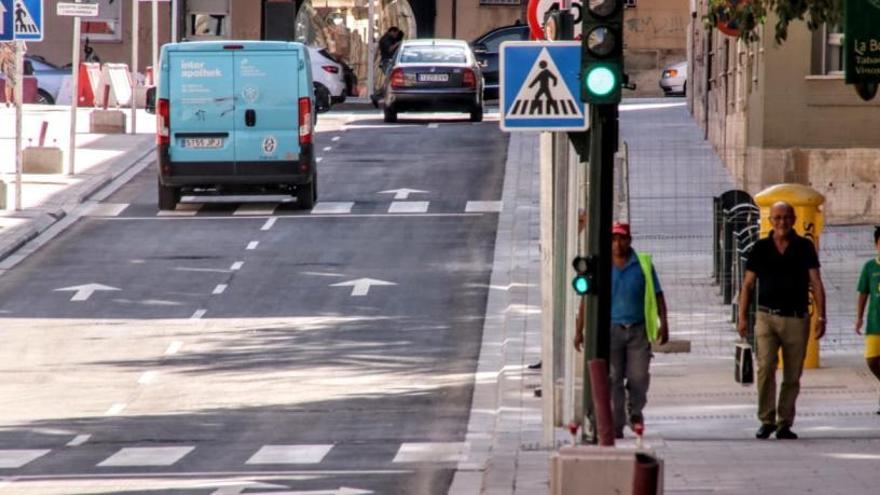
[
  {"left": 246, "top": 241, "right": 259, "bottom": 250},
  {"left": 230, "top": 261, "right": 244, "bottom": 271},
  {"left": 234, "top": 204, "right": 278, "bottom": 216},
  {"left": 66, "top": 435, "right": 91, "bottom": 447},
  {"left": 97, "top": 447, "right": 195, "bottom": 467},
  {"left": 191, "top": 309, "right": 208, "bottom": 319},
  {"left": 323, "top": 146, "right": 332, "bottom": 152},
  {"left": 388, "top": 201, "right": 429, "bottom": 214},
  {"left": 332, "top": 136, "right": 340, "bottom": 141},
  {"left": 261, "top": 217, "right": 277, "bottom": 231},
  {"left": 310, "top": 202, "right": 354, "bottom": 215},
  {"left": 212, "top": 284, "right": 228, "bottom": 295},
  {"left": 165, "top": 341, "right": 184, "bottom": 355},
  {"left": 105, "top": 403, "right": 127, "bottom": 416},
  {"left": 137, "top": 371, "right": 159, "bottom": 385}
]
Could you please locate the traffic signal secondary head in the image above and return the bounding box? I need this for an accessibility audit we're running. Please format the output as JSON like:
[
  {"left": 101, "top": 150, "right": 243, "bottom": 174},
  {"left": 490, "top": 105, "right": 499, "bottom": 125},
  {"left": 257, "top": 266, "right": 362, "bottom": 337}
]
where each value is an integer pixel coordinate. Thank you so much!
[
  {"left": 572, "top": 255, "right": 596, "bottom": 295},
  {"left": 582, "top": 0, "right": 623, "bottom": 105}
]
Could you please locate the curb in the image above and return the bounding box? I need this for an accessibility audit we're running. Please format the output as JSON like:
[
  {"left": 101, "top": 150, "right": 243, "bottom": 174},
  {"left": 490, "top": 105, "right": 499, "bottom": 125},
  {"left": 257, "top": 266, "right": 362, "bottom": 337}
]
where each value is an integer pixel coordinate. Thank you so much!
[{"left": 0, "top": 140, "right": 156, "bottom": 264}]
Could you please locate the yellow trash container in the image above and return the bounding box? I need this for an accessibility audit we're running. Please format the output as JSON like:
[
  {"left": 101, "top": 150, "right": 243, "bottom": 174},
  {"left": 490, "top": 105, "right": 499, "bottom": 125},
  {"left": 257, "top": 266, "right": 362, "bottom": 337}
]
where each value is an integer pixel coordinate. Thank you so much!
[{"left": 754, "top": 184, "right": 825, "bottom": 369}]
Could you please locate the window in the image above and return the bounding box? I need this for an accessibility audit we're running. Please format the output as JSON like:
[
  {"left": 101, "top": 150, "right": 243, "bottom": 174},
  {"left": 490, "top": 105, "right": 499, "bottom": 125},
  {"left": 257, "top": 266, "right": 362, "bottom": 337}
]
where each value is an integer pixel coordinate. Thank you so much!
[
  {"left": 82, "top": 0, "right": 122, "bottom": 42},
  {"left": 823, "top": 25, "right": 843, "bottom": 74},
  {"left": 400, "top": 46, "right": 468, "bottom": 64},
  {"left": 480, "top": 29, "right": 527, "bottom": 52},
  {"left": 186, "top": 0, "right": 230, "bottom": 40}
]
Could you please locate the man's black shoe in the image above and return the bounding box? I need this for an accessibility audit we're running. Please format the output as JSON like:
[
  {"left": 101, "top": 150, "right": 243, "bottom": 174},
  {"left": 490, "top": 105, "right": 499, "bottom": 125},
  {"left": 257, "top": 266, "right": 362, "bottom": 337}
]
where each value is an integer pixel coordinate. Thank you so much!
[
  {"left": 755, "top": 424, "right": 777, "bottom": 439},
  {"left": 527, "top": 361, "right": 542, "bottom": 370},
  {"left": 775, "top": 426, "right": 798, "bottom": 439}
]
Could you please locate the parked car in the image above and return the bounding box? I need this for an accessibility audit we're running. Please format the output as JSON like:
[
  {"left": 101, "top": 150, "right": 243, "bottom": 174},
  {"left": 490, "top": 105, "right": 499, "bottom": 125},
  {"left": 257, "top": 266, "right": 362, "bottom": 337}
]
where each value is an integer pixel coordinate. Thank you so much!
[
  {"left": 307, "top": 45, "right": 346, "bottom": 112},
  {"left": 660, "top": 61, "right": 687, "bottom": 96},
  {"left": 471, "top": 23, "right": 529, "bottom": 100},
  {"left": 26, "top": 55, "right": 69, "bottom": 105},
  {"left": 380, "top": 39, "right": 484, "bottom": 123}
]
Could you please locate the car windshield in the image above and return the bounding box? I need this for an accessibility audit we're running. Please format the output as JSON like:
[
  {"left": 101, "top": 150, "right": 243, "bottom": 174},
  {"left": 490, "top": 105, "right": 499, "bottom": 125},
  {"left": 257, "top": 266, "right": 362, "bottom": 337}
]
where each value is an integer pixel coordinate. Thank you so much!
[{"left": 399, "top": 46, "right": 467, "bottom": 64}]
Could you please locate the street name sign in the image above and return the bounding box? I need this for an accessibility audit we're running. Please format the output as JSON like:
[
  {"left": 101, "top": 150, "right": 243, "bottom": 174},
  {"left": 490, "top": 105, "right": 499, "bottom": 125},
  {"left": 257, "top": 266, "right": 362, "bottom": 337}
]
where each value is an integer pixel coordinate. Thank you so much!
[
  {"left": 844, "top": 0, "right": 880, "bottom": 84},
  {"left": 500, "top": 41, "right": 588, "bottom": 132},
  {"left": 10, "top": 0, "right": 42, "bottom": 41},
  {"left": 57, "top": 2, "right": 100, "bottom": 17}
]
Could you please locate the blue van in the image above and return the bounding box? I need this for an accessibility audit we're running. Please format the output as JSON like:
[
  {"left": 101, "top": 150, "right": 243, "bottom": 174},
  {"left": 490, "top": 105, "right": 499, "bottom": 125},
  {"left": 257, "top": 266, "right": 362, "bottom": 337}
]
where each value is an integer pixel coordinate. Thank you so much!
[{"left": 155, "top": 41, "right": 317, "bottom": 210}]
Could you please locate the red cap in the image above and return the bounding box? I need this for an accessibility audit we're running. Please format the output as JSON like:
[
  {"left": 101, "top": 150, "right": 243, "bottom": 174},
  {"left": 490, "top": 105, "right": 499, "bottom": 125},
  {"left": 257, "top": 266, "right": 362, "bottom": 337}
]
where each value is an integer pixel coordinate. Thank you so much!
[{"left": 611, "top": 222, "right": 631, "bottom": 236}]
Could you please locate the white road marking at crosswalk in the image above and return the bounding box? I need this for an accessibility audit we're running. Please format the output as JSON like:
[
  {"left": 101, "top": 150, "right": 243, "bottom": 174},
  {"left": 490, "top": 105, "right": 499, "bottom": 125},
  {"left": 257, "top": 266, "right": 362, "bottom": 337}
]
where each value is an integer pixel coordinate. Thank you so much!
[
  {"left": 66, "top": 434, "right": 91, "bottom": 447},
  {"left": 165, "top": 341, "right": 184, "bottom": 355},
  {"left": 465, "top": 201, "right": 503, "bottom": 213},
  {"left": 247, "top": 241, "right": 259, "bottom": 250},
  {"left": 213, "top": 284, "right": 228, "bottom": 295},
  {"left": 234, "top": 204, "right": 278, "bottom": 216},
  {"left": 388, "top": 201, "right": 429, "bottom": 214},
  {"left": 230, "top": 261, "right": 244, "bottom": 271},
  {"left": 105, "top": 403, "right": 127, "bottom": 416},
  {"left": 86, "top": 203, "right": 129, "bottom": 217},
  {"left": 245, "top": 445, "right": 334, "bottom": 465},
  {"left": 261, "top": 217, "right": 277, "bottom": 231},
  {"left": 311, "top": 202, "right": 354, "bottom": 215},
  {"left": 191, "top": 309, "right": 208, "bottom": 319},
  {"left": 393, "top": 442, "right": 467, "bottom": 463},
  {"left": 0, "top": 450, "right": 51, "bottom": 468},
  {"left": 332, "top": 136, "right": 340, "bottom": 141},
  {"left": 138, "top": 371, "right": 159, "bottom": 385},
  {"left": 97, "top": 447, "right": 195, "bottom": 467}
]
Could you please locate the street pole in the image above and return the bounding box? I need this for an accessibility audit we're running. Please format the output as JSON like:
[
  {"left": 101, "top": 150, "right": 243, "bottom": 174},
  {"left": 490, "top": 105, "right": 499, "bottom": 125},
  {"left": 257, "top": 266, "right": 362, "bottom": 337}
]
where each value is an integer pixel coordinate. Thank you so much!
[
  {"left": 367, "top": 0, "right": 375, "bottom": 101},
  {"left": 152, "top": 0, "right": 159, "bottom": 77},
  {"left": 131, "top": 0, "right": 139, "bottom": 135},
  {"left": 13, "top": 40, "right": 23, "bottom": 211},
  {"left": 69, "top": 12, "right": 82, "bottom": 176},
  {"left": 171, "top": 0, "right": 179, "bottom": 43}
]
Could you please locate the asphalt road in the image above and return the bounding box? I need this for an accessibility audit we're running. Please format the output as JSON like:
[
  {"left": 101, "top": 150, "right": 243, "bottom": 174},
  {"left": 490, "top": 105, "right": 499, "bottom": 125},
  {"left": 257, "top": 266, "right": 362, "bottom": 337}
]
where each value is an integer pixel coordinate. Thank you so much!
[{"left": 0, "top": 110, "right": 508, "bottom": 494}]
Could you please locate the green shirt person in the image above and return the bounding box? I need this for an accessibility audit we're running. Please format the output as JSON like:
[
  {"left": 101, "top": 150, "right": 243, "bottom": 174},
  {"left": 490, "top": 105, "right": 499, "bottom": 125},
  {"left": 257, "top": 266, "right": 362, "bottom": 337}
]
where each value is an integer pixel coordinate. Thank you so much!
[{"left": 855, "top": 226, "right": 880, "bottom": 415}]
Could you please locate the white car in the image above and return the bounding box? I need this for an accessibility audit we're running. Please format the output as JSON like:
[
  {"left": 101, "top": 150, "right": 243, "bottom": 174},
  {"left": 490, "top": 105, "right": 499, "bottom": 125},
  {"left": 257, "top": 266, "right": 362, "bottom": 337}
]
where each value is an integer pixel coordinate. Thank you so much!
[
  {"left": 307, "top": 46, "right": 346, "bottom": 111},
  {"left": 660, "top": 60, "right": 687, "bottom": 96}
]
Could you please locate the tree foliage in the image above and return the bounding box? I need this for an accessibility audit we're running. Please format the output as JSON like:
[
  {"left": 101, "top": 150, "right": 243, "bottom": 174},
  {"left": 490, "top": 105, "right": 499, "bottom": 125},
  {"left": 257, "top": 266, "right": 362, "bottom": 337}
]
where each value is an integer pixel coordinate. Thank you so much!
[{"left": 704, "top": 0, "right": 843, "bottom": 43}]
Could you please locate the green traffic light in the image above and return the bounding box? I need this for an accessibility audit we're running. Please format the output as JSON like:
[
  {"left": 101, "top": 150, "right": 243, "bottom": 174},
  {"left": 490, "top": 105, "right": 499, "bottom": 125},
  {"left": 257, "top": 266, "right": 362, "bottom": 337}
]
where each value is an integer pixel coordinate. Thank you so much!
[
  {"left": 573, "top": 275, "right": 590, "bottom": 295},
  {"left": 586, "top": 66, "right": 617, "bottom": 96}
]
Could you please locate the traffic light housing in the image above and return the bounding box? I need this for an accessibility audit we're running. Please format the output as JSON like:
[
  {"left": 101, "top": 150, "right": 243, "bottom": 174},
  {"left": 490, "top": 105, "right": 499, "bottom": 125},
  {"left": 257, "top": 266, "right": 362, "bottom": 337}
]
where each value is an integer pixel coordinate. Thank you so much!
[
  {"left": 572, "top": 255, "right": 596, "bottom": 295},
  {"left": 581, "top": 0, "right": 623, "bottom": 105}
]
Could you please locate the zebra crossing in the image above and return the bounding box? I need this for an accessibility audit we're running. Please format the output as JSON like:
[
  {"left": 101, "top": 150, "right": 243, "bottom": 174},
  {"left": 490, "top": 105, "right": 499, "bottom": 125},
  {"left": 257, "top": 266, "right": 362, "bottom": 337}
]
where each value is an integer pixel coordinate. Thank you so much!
[
  {"left": 86, "top": 200, "right": 503, "bottom": 218},
  {"left": 0, "top": 442, "right": 467, "bottom": 470}
]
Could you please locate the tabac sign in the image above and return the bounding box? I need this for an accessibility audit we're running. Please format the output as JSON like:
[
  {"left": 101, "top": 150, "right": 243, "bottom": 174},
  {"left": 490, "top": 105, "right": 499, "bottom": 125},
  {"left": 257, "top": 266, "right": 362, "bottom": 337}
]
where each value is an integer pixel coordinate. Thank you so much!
[{"left": 844, "top": 0, "right": 880, "bottom": 89}]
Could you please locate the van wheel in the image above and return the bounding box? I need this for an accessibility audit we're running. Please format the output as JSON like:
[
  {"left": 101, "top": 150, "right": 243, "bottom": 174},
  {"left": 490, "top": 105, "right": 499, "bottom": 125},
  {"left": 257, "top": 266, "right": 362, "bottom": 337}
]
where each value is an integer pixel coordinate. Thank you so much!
[
  {"left": 383, "top": 106, "right": 397, "bottom": 123},
  {"left": 298, "top": 179, "right": 316, "bottom": 210},
  {"left": 470, "top": 105, "right": 483, "bottom": 123},
  {"left": 36, "top": 89, "right": 55, "bottom": 105},
  {"left": 158, "top": 180, "right": 180, "bottom": 210}
]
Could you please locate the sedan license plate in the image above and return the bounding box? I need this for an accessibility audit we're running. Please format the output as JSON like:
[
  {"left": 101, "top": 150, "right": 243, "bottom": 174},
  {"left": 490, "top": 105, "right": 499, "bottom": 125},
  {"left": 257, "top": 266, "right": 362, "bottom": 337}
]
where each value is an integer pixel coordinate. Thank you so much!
[
  {"left": 183, "top": 138, "right": 223, "bottom": 149},
  {"left": 418, "top": 73, "right": 448, "bottom": 82}
]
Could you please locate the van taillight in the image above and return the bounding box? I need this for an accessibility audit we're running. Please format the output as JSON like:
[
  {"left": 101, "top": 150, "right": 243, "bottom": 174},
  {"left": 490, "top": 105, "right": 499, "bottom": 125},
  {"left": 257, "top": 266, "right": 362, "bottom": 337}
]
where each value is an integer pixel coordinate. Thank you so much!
[
  {"left": 462, "top": 69, "right": 476, "bottom": 89},
  {"left": 390, "top": 68, "right": 406, "bottom": 88},
  {"left": 157, "top": 98, "right": 170, "bottom": 145},
  {"left": 298, "top": 97, "right": 312, "bottom": 145}
]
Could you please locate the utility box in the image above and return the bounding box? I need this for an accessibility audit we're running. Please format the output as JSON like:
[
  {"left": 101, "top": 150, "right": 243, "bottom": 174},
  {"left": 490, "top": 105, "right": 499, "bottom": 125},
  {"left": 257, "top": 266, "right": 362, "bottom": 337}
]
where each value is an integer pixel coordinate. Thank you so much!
[
  {"left": 90, "top": 110, "right": 127, "bottom": 134},
  {"left": 23, "top": 147, "right": 64, "bottom": 174},
  {"left": 550, "top": 446, "right": 663, "bottom": 495}
]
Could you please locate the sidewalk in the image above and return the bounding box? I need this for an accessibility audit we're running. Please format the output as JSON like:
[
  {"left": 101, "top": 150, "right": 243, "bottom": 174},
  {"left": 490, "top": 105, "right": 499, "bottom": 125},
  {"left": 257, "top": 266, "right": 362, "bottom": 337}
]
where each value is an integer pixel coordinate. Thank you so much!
[
  {"left": 0, "top": 105, "right": 156, "bottom": 266},
  {"left": 456, "top": 99, "right": 880, "bottom": 494}
]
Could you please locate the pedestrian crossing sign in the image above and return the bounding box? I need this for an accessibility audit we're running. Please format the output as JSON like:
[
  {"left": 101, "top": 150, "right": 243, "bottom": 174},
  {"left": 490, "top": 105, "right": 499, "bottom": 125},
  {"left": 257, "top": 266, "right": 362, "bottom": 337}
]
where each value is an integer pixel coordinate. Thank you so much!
[
  {"left": 9, "top": 0, "right": 42, "bottom": 41},
  {"left": 500, "top": 41, "right": 587, "bottom": 131}
]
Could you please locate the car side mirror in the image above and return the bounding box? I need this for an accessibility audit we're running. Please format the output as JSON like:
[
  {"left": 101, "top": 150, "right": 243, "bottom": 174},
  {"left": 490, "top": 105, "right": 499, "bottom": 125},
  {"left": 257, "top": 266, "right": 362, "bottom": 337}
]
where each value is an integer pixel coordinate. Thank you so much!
[
  {"left": 471, "top": 43, "right": 488, "bottom": 56},
  {"left": 145, "top": 86, "right": 156, "bottom": 114}
]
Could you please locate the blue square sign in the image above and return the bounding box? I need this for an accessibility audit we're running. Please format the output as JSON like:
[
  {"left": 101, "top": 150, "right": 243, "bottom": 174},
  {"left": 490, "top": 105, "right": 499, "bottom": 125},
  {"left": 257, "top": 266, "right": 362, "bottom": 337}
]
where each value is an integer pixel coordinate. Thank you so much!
[
  {"left": 500, "top": 41, "right": 588, "bottom": 131},
  {"left": 0, "top": 0, "right": 13, "bottom": 41},
  {"left": 12, "top": 0, "right": 42, "bottom": 41}
]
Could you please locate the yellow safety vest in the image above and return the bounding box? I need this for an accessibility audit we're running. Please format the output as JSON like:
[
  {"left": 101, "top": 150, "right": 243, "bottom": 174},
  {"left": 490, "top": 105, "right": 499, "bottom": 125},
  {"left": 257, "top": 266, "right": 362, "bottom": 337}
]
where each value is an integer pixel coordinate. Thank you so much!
[{"left": 637, "top": 253, "right": 660, "bottom": 343}]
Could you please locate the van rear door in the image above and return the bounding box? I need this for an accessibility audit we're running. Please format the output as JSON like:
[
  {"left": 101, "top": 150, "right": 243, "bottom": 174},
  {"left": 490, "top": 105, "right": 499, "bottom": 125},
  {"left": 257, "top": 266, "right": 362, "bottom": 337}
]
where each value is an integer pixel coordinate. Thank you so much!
[
  {"left": 233, "top": 50, "right": 301, "bottom": 168},
  {"left": 167, "top": 52, "right": 236, "bottom": 165}
]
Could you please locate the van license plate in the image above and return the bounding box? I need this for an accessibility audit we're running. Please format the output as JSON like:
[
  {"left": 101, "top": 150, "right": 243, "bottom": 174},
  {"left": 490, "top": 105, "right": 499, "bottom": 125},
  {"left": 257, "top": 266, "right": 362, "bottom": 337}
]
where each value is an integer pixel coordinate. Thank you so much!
[
  {"left": 418, "top": 73, "right": 448, "bottom": 82},
  {"left": 183, "top": 138, "right": 223, "bottom": 149}
]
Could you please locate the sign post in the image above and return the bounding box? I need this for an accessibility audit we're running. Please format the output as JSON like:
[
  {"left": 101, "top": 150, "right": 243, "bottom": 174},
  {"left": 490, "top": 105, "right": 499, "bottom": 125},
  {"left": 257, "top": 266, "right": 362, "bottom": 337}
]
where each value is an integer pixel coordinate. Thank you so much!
[
  {"left": 131, "top": 0, "right": 138, "bottom": 134},
  {"left": 14, "top": 40, "right": 22, "bottom": 210},
  {"left": 844, "top": 0, "right": 880, "bottom": 101}
]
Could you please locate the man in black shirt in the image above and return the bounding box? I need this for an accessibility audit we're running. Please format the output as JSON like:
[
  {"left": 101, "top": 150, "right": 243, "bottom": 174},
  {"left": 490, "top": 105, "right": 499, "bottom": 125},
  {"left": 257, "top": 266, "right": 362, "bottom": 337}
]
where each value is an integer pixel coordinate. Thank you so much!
[{"left": 738, "top": 201, "right": 826, "bottom": 440}]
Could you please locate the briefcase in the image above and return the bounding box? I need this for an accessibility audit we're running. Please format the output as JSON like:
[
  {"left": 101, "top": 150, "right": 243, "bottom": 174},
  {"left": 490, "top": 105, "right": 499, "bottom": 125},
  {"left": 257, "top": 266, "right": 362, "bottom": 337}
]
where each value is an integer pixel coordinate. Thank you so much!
[{"left": 735, "top": 341, "right": 754, "bottom": 384}]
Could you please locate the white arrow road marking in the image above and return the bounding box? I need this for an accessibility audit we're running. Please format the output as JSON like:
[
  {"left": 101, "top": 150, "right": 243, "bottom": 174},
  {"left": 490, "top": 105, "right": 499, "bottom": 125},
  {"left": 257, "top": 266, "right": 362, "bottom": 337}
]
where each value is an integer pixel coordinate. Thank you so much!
[
  {"left": 248, "top": 489, "right": 373, "bottom": 495},
  {"left": 210, "top": 481, "right": 290, "bottom": 495},
  {"left": 54, "top": 284, "right": 121, "bottom": 302},
  {"left": 330, "top": 278, "right": 396, "bottom": 297},
  {"left": 379, "top": 188, "right": 429, "bottom": 200}
]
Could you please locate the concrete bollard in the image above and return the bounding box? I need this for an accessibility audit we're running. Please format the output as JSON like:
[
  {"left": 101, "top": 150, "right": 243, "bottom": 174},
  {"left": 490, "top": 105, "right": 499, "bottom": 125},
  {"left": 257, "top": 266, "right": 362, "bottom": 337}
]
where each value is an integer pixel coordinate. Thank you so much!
[
  {"left": 90, "top": 109, "right": 127, "bottom": 134},
  {"left": 550, "top": 446, "right": 664, "bottom": 495},
  {"left": 22, "top": 147, "right": 64, "bottom": 174}
]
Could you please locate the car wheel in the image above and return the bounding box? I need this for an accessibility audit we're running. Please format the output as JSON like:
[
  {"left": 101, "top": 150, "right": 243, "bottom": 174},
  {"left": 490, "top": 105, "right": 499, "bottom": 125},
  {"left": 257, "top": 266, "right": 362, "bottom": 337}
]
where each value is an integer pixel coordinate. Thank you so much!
[
  {"left": 383, "top": 106, "right": 397, "bottom": 123},
  {"left": 470, "top": 105, "right": 483, "bottom": 123},
  {"left": 36, "top": 89, "right": 54, "bottom": 105},
  {"left": 157, "top": 179, "right": 180, "bottom": 211}
]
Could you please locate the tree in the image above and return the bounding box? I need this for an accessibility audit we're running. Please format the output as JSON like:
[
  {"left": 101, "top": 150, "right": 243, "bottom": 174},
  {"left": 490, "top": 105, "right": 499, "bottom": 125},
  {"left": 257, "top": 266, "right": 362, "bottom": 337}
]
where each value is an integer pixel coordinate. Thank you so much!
[{"left": 704, "top": 0, "right": 843, "bottom": 43}]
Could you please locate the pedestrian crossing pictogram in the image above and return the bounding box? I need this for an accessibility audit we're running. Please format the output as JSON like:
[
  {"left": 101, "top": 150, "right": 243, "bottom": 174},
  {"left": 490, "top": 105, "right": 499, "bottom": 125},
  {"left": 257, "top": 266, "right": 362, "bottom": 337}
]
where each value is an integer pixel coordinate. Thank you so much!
[
  {"left": 10, "top": 0, "right": 41, "bottom": 41},
  {"left": 506, "top": 48, "right": 583, "bottom": 119},
  {"left": 499, "top": 41, "right": 588, "bottom": 131}
]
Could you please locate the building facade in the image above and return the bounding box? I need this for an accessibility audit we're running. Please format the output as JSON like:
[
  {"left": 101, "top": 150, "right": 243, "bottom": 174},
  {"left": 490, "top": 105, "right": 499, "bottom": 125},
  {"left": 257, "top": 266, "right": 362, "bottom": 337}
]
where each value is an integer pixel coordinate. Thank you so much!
[{"left": 689, "top": 2, "right": 880, "bottom": 223}]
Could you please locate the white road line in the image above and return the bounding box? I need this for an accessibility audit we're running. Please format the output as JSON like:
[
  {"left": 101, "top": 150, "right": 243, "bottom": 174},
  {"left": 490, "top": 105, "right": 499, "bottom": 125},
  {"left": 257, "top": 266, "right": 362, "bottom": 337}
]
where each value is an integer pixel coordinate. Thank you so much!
[
  {"left": 165, "top": 341, "right": 184, "bottom": 355},
  {"left": 428, "top": 123, "right": 439, "bottom": 128},
  {"left": 85, "top": 203, "right": 129, "bottom": 217},
  {"left": 261, "top": 217, "right": 277, "bottom": 231},
  {"left": 191, "top": 309, "right": 208, "bottom": 319},
  {"left": 212, "top": 284, "right": 227, "bottom": 295},
  {"left": 66, "top": 434, "right": 91, "bottom": 447},
  {"left": 316, "top": 157, "right": 323, "bottom": 163},
  {"left": 97, "top": 447, "right": 195, "bottom": 467},
  {"left": 99, "top": 212, "right": 481, "bottom": 221},
  {"left": 247, "top": 241, "right": 259, "bottom": 250},
  {"left": 234, "top": 204, "right": 278, "bottom": 216},
  {"left": 311, "top": 202, "right": 354, "bottom": 215},
  {"left": 245, "top": 445, "right": 334, "bottom": 465},
  {"left": 388, "top": 201, "right": 429, "bottom": 214},
  {"left": 332, "top": 136, "right": 340, "bottom": 141},
  {"left": 0, "top": 450, "right": 51, "bottom": 468},
  {"left": 393, "top": 442, "right": 467, "bottom": 463},
  {"left": 465, "top": 200, "right": 503, "bottom": 213},
  {"left": 137, "top": 371, "right": 159, "bottom": 385},
  {"left": 230, "top": 261, "right": 244, "bottom": 271},
  {"left": 105, "top": 403, "right": 127, "bottom": 416},
  {"left": 323, "top": 146, "right": 332, "bottom": 151},
  {"left": 157, "top": 205, "right": 200, "bottom": 216}
]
